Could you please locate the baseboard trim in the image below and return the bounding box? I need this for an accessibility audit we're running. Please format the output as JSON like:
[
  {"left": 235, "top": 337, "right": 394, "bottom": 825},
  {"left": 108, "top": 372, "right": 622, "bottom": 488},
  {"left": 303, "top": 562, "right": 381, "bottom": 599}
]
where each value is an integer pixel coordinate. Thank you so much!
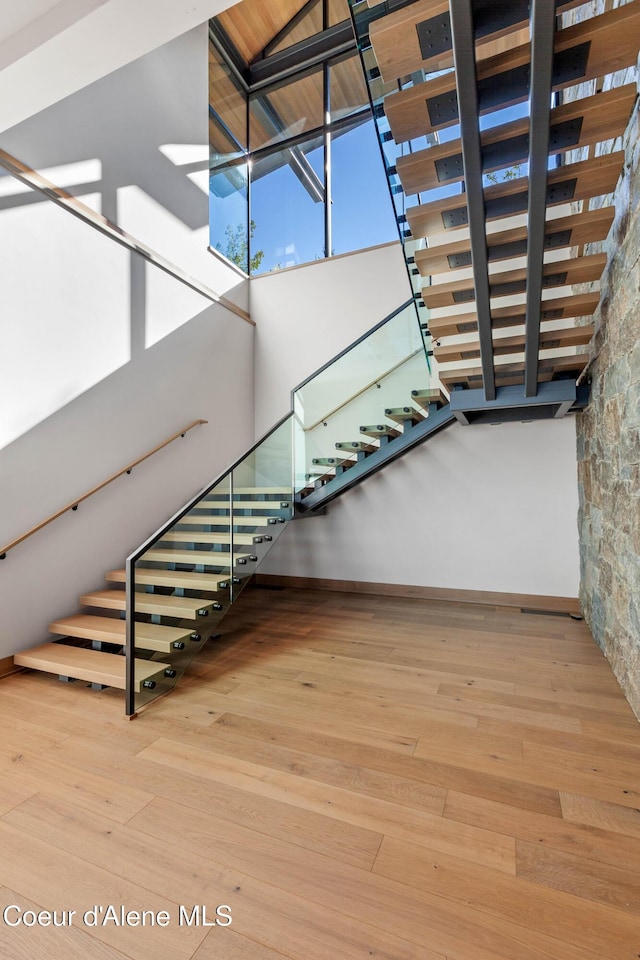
[
  {"left": 0, "top": 655, "right": 21, "bottom": 679},
  {"left": 254, "top": 575, "right": 581, "bottom": 615}
]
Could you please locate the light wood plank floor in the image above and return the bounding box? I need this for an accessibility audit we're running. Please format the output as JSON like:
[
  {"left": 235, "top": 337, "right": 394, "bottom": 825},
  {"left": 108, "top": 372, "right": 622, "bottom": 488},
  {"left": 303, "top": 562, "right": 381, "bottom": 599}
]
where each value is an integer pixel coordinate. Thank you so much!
[{"left": 1, "top": 586, "right": 640, "bottom": 960}]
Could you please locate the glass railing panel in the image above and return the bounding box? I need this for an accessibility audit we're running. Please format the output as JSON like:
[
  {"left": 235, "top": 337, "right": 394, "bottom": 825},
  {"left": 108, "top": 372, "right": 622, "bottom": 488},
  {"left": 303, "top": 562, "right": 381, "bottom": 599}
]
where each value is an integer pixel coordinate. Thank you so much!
[
  {"left": 230, "top": 417, "right": 295, "bottom": 604},
  {"left": 127, "top": 415, "right": 295, "bottom": 715},
  {"left": 293, "top": 300, "right": 432, "bottom": 489},
  {"left": 129, "top": 475, "right": 232, "bottom": 713}
]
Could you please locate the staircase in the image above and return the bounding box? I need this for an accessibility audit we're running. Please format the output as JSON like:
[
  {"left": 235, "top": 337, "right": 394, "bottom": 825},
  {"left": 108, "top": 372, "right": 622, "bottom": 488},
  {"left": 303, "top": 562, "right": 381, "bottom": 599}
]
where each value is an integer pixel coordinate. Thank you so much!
[
  {"left": 15, "top": 488, "right": 292, "bottom": 710},
  {"left": 13, "top": 298, "right": 451, "bottom": 716}
]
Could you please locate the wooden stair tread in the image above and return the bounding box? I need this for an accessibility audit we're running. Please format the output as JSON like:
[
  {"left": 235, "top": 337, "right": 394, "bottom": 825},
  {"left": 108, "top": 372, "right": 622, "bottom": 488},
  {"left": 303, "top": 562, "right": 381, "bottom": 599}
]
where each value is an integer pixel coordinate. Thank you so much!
[
  {"left": 434, "top": 325, "right": 594, "bottom": 363},
  {"left": 406, "top": 153, "right": 623, "bottom": 240},
  {"left": 14, "top": 642, "right": 169, "bottom": 692},
  {"left": 161, "top": 530, "right": 258, "bottom": 543},
  {"left": 312, "top": 456, "right": 356, "bottom": 466},
  {"left": 335, "top": 441, "right": 378, "bottom": 452},
  {"left": 428, "top": 292, "right": 601, "bottom": 339},
  {"left": 206, "top": 487, "right": 290, "bottom": 496},
  {"left": 368, "top": 0, "right": 582, "bottom": 82},
  {"left": 384, "top": 406, "right": 424, "bottom": 424},
  {"left": 359, "top": 424, "right": 401, "bottom": 438},
  {"left": 48, "top": 614, "right": 195, "bottom": 654},
  {"left": 80, "top": 590, "right": 216, "bottom": 619},
  {"left": 410, "top": 388, "right": 449, "bottom": 408},
  {"left": 182, "top": 513, "right": 285, "bottom": 526},
  {"left": 144, "top": 548, "right": 252, "bottom": 565},
  {"left": 423, "top": 253, "right": 607, "bottom": 310},
  {"left": 385, "top": 5, "right": 640, "bottom": 142},
  {"left": 198, "top": 499, "right": 291, "bottom": 509},
  {"left": 106, "top": 568, "right": 229, "bottom": 592},
  {"left": 416, "top": 207, "right": 614, "bottom": 276},
  {"left": 440, "top": 352, "right": 589, "bottom": 390},
  {"left": 397, "top": 85, "right": 636, "bottom": 196}
]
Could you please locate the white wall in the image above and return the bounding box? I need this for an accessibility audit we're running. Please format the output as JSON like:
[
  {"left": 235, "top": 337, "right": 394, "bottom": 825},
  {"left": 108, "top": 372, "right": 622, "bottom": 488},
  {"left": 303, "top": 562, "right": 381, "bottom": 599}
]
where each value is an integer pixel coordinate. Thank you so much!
[
  {"left": 0, "top": 0, "right": 240, "bottom": 134},
  {"left": 251, "top": 247, "right": 580, "bottom": 600},
  {"left": 0, "top": 27, "right": 255, "bottom": 657},
  {"left": 0, "top": 25, "right": 248, "bottom": 312},
  {"left": 262, "top": 417, "right": 581, "bottom": 598},
  {"left": 250, "top": 241, "right": 412, "bottom": 436}
]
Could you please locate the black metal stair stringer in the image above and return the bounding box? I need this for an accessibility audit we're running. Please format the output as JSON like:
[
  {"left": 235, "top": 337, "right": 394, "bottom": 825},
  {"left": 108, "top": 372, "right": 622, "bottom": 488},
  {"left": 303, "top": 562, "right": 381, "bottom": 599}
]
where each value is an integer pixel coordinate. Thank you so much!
[{"left": 296, "top": 403, "right": 456, "bottom": 513}]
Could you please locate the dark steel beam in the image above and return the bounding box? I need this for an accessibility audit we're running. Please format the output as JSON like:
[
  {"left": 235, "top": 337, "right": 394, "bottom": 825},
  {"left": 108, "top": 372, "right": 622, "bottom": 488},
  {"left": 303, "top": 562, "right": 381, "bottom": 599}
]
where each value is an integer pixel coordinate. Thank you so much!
[
  {"left": 524, "top": 0, "right": 557, "bottom": 397},
  {"left": 449, "top": 0, "right": 496, "bottom": 401},
  {"left": 297, "top": 404, "right": 456, "bottom": 512},
  {"left": 258, "top": 0, "right": 321, "bottom": 60},
  {"left": 249, "top": 21, "right": 355, "bottom": 91},
  {"left": 449, "top": 379, "right": 580, "bottom": 416}
]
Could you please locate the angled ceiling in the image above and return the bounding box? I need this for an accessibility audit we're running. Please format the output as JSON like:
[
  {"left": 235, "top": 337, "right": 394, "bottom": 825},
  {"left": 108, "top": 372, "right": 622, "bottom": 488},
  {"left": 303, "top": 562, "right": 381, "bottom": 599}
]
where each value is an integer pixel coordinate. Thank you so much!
[{"left": 0, "top": 0, "right": 241, "bottom": 134}]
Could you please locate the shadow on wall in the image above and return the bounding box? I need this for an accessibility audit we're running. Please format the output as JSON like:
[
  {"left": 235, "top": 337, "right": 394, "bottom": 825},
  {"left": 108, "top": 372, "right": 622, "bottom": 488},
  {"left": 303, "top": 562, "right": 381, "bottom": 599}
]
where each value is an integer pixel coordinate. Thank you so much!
[
  {"left": 0, "top": 26, "right": 250, "bottom": 453},
  {"left": 0, "top": 179, "right": 218, "bottom": 454}
]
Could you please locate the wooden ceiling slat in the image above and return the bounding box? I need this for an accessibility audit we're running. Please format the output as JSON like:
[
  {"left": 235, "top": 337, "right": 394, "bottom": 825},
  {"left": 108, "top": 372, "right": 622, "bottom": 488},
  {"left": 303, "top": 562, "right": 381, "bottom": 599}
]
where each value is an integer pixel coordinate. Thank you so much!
[
  {"left": 215, "top": 0, "right": 313, "bottom": 66},
  {"left": 415, "top": 206, "right": 614, "bottom": 276},
  {"left": 406, "top": 152, "right": 624, "bottom": 240},
  {"left": 385, "top": 3, "right": 640, "bottom": 143},
  {"left": 396, "top": 83, "right": 636, "bottom": 196}
]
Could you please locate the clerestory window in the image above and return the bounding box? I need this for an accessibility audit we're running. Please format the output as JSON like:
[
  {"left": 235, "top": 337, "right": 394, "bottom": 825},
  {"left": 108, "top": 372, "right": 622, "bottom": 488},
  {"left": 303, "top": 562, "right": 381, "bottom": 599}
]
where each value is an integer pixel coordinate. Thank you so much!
[{"left": 209, "top": 0, "right": 397, "bottom": 275}]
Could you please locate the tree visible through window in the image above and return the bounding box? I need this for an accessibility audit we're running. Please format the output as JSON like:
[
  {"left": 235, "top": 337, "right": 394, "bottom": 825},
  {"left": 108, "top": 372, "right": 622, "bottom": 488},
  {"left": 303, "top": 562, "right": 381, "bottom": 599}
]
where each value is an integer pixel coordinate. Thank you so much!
[{"left": 217, "top": 220, "right": 264, "bottom": 273}]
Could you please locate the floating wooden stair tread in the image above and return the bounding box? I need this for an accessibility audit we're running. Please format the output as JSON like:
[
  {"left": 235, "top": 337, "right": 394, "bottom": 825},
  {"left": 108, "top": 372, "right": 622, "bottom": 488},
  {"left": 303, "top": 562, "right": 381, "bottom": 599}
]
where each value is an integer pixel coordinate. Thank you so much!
[
  {"left": 106, "top": 568, "right": 229, "bottom": 591},
  {"left": 423, "top": 253, "right": 607, "bottom": 310},
  {"left": 48, "top": 614, "right": 196, "bottom": 654},
  {"left": 368, "top": 0, "right": 582, "bottom": 82},
  {"left": 182, "top": 513, "right": 284, "bottom": 526},
  {"left": 205, "top": 487, "right": 291, "bottom": 497},
  {"left": 440, "top": 352, "right": 589, "bottom": 390},
  {"left": 198, "top": 499, "right": 291, "bottom": 510},
  {"left": 384, "top": 406, "right": 424, "bottom": 424},
  {"left": 396, "top": 85, "right": 635, "bottom": 196},
  {"left": 406, "top": 153, "right": 623, "bottom": 240},
  {"left": 80, "top": 590, "right": 217, "bottom": 620},
  {"left": 335, "top": 441, "right": 378, "bottom": 452},
  {"left": 14, "top": 642, "right": 169, "bottom": 693},
  {"left": 434, "top": 324, "right": 594, "bottom": 363},
  {"left": 428, "top": 292, "right": 601, "bottom": 339},
  {"left": 359, "top": 424, "right": 401, "bottom": 438},
  {"left": 410, "top": 388, "right": 449, "bottom": 408},
  {"left": 415, "top": 206, "right": 614, "bottom": 276},
  {"left": 384, "top": 5, "right": 640, "bottom": 142},
  {"left": 312, "top": 456, "right": 355, "bottom": 467},
  {"left": 144, "top": 548, "right": 246, "bottom": 566},
  {"left": 160, "top": 531, "right": 258, "bottom": 545}
]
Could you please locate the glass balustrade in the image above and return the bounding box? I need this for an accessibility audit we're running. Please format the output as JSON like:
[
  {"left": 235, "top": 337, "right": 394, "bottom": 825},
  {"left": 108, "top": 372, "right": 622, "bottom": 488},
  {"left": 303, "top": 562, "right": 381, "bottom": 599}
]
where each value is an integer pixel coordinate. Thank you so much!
[
  {"left": 126, "top": 297, "right": 434, "bottom": 714},
  {"left": 126, "top": 415, "right": 294, "bottom": 715},
  {"left": 292, "top": 299, "right": 432, "bottom": 493}
]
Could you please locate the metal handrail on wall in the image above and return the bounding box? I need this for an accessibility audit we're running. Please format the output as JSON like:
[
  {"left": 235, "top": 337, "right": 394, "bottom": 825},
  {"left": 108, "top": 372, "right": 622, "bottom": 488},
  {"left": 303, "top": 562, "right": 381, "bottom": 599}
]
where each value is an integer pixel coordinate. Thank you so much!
[{"left": 0, "top": 420, "right": 208, "bottom": 559}]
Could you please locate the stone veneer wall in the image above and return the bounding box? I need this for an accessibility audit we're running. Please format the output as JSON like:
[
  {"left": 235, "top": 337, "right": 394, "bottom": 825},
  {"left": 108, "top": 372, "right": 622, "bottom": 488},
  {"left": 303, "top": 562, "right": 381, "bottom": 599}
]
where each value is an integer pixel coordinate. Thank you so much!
[{"left": 568, "top": 1, "right": 640, "bottom": 716}]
